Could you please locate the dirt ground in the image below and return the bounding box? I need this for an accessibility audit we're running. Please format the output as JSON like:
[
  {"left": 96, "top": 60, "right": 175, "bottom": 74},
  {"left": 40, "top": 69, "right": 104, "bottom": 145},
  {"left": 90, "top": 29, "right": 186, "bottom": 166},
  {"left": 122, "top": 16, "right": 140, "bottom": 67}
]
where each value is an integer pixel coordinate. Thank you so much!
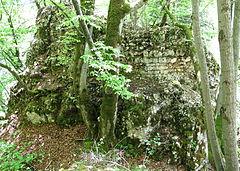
[{"left": 0, "top": 115, "right": 196, "bottom": 171}]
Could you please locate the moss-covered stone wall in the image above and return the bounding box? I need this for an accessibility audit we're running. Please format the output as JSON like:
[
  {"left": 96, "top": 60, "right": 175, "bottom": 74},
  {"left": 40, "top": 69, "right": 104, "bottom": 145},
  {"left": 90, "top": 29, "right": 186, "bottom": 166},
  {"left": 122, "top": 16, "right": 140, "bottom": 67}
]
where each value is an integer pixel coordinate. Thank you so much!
[{"left": 117, "top": 26, "right": 219, "bottom": 169}]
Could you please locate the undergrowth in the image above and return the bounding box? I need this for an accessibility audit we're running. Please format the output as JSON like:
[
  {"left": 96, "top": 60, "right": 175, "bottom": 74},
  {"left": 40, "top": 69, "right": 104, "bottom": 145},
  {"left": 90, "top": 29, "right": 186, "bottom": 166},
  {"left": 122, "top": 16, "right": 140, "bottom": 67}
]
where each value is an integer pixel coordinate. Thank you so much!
[
  {"left": 0, "top": 140, "right": 43, "bottom": 171},
  {"left": 67, "top": 138, "right": 150, "bottom": 170},
  {"left": 0, "top": 115, "right": 43, "bottom": 171}
]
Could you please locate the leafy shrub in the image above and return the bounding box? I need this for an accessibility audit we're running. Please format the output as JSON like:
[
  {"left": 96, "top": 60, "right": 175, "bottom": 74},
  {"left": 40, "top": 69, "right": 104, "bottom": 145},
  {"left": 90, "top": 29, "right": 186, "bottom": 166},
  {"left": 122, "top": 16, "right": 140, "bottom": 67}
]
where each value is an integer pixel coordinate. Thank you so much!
[
  {"left": 0, "top": 115, "right": 43, "bottom": 170},
  {"left": 0, "top": 140, "right": 42, "bottom": 171},
  {"left": 117, "top": 141, "right": 143, "bottom": 157}
]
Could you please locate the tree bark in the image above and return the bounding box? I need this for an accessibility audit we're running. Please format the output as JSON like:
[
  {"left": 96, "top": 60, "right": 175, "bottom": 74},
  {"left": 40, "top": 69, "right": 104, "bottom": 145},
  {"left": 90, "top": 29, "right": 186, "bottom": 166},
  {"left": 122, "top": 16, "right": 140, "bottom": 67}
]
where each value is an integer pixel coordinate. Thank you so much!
[
  {"left": 71, "top": 0, "right": 96, "bottom": 139},
  {"left": 130, "top": 0, "right": 148, "bottom": 27},
  {"left": 191, "top": 1, "right": 224, "bottom": 170},
  {"left": 217, "top": 0, "right": 238, "bottom": 170},
  {"left": 71, "top": 0, "right": 94, "bottom": 49},
  {"left": 233, "top": 0, "right": 240, "bottom": 75},
  {"left": 99, "top": 0, "right": 130, "bottom": 145}
]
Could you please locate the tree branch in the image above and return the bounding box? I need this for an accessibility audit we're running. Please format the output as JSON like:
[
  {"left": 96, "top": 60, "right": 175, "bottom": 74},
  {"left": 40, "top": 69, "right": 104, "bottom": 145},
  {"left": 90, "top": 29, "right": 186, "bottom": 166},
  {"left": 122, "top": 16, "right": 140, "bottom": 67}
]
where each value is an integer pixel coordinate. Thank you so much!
[
  {"left": 71, "top": 0, "right": 94, "bottom": 49},
  {"left": 49, "top": 0, "right": 83, "bottom": 37},
  {"left": 0, "top": 80, "right": 10, "bottom": 97},
  {"left": 130, "top": 0, "right": 148, "bottom": 12},
  {"left": 34, "top": 0, "right": 41, "bottom": 9},
  {"left": 0, "top": 0, "right": 23, "bottom": 68},
  {"left": 0, "top": 63, "right": 28, "bottom": 90}
]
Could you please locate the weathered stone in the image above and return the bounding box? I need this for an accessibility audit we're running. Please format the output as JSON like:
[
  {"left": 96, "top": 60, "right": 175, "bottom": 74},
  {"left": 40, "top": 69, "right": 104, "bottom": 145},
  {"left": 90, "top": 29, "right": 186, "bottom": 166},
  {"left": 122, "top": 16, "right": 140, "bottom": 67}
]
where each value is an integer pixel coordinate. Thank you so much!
[
  {"left": 119, "top": 26, "right": 219, "bottom": 169},
  {"left": 25, "top": 111, "right": 46, "bottom": 124},
  {"left": 6, "top": 6, "right": 220, "bottom": 170}
]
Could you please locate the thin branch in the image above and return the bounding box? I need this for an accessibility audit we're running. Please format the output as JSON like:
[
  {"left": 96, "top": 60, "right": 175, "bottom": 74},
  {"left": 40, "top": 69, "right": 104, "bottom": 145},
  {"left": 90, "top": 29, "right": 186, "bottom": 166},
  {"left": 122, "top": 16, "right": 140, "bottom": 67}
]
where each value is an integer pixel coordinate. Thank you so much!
[
  {"left": 0, "top": 80, "right": 10, "bottom": 97},
  {"left": 2, "top": 50, "right": 22, "bottom": 71},
  {"left": 130, "top": 0, "right": 148, "bottom": 12},
  {"left": 0, "top": 0, "right": 23, "bottom": 68},
  {"left": 159, "top": 0, "right": 193, "bottom": 40},
  {"left": 0, "top": 99, "right": 7, "bottom": 107},
  {"left": 49, "top": 0, "right": 83, "bottom": 37},
  {"left": 71, "top": 0, "right": 94, "bottom": 49},
  {"left": 0, "top": 63, "right": 28, "bottom": 90},
  {"left": 34, "top": 0, "right": 41, "bottom": 9},
  {"left": 159, "top": 0, "right": 177, "bottom": 23},
  {"left": 0, "top": 0, "right": 23, "bottom": 71},
  {"left": 160, "top": 0, "right": 171, "bottom": 27}
]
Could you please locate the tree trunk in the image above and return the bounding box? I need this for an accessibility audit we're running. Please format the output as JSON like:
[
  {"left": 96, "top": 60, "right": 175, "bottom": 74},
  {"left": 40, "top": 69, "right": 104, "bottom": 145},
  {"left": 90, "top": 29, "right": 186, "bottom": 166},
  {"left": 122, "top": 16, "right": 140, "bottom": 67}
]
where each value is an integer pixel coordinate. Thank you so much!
[
  {"left": 130, "top": 0, "right": 148, "bottom": 27},
  {"left": 99, "top": 0, "right": 130, "bottom": 145},
  {"left": 217, "top": 0, "right": 238, "bottom": 170},
  {"left": 160, "top": 0, "right": 170, "bottom": 27},
  {"left": 71, "top": 0, "right": 96, "bottom": 139},
  {"left": 191, "top": 0, "right": 224, "bottom": 170},
  {"left": 233, "top": 0, "right": 240, "bottom": 76}
]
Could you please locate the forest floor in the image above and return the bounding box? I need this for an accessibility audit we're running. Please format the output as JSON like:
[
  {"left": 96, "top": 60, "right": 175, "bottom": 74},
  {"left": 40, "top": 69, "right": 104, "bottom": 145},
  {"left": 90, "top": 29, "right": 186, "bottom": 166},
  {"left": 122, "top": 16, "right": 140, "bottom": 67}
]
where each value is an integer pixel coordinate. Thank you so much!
[
  {"left": 0, "top": 116, "right": 208, "bottom": 170},
  {"left": 19, "top": 123, "right": 185, "bottom": 171}
]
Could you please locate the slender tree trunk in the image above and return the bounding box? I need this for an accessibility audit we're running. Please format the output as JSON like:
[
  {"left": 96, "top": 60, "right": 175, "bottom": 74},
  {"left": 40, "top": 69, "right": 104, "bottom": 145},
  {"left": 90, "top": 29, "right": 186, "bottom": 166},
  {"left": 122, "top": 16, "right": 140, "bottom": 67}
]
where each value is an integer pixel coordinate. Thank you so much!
[
  {"left": 233, "top": 0, "right": 240, "bottom": 76},
  {"left": 217, "top": 0, "right": 238, "bottom": 170},
  {"left": 34, "top": 0, "right": 41, "bottom": 9},
  {"left": 160, "top": 0, "right": 170, "bottom": 27},
  {"left": 130, "top": 0, "right": 148, "bottom": 27},
  {"left": 71, "top": 0, "right": 96, "bottom": 139},
  {"left": 191, "top": 1, "right": 224, "bottom": 170},
  {"left": 99, "top": 0, "right": 130, "bottom": 145}
]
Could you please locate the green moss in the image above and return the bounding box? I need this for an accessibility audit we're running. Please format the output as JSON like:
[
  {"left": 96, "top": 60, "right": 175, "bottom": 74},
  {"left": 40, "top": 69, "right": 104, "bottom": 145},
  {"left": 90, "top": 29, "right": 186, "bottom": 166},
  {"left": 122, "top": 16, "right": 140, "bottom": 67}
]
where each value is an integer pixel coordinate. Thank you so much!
[
  {"left": 176, "top": 24, "right": 192, "bottom": 40},
  {"left": 100, "top": 92, "right": 117, "bottom": 118},
  {"left": 122, "top": 3, "right": 131, "bottom": 15},
  {"left": 106, "top": 0, "right": 130, "bottom": 47},
  {"left": 99, "top": 92, "right": 118, "bottom": 145}
]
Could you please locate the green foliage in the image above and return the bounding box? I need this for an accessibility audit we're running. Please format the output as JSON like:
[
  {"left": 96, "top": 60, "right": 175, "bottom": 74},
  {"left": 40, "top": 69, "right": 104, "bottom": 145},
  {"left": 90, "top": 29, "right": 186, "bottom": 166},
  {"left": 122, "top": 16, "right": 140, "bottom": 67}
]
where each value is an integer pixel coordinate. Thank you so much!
[
  {"left": 48, "top": 55, "right": 72, "bottom": 66},
  {"left": 135, "top": 0, "right": 215, "bottom": 41},
  {"left": 75, "top": 15, "right": 105, "bottom": 30},
  {"left": 0, "top": 0, "right": 35, "bottom": 70},
  {"left": 0, "top": 72, "right": 14, "bottom": 113},
  {"left": 0, "top": 0, "right": 36, "bottom": 112},
  {"left": 137, "top": 0, "right": 165, "bottom": 27},
  {"left": 56, "top": 1, "right": 105, "bottom": 31},
  {"left": 82, "top": 140, "right": 95, "bottom": 152},
  {"left": 142, "top": 133, "right": 163, "bottom": 157},
  {"left": 49, "top": 5, "right": 106, "bottom": 67},
  {"left": 81, "top": 41, "right": 133, "bottom": 99},
  {"left": 117, "top": 141, "right": 143, "bottom": 157},
  {"left": 0, "top": 138, "right": 43, "bottom": 171}
]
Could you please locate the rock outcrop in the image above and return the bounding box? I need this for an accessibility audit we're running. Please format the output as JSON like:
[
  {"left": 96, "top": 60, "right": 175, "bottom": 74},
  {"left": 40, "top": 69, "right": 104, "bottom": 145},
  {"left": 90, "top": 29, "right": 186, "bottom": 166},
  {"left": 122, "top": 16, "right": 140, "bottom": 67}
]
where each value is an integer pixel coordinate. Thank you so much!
[{"left": 7, "top": 6, "right": 220, "bottom": 170}]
